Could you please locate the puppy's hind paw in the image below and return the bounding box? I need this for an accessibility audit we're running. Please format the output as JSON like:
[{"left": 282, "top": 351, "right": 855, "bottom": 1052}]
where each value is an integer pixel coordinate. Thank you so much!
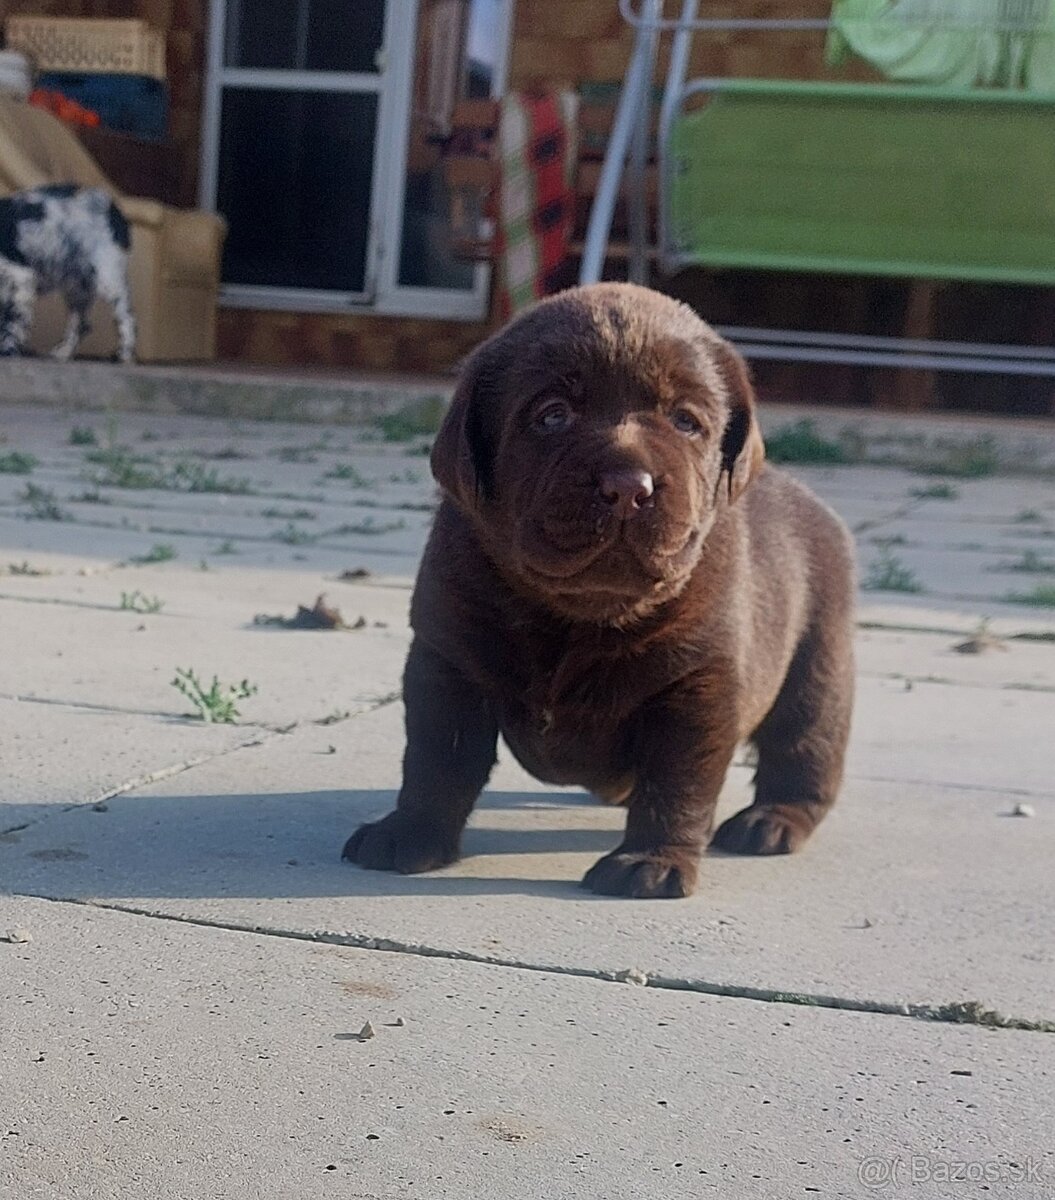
[
  {"left": 581, "top": 847, "right": 699, "bottom": 899},
  {"left": 711, "top": 804, "right": 817, "bottom": 855},
  {"left": 342, "top": 811, "right": 459, "bottom": 875}
]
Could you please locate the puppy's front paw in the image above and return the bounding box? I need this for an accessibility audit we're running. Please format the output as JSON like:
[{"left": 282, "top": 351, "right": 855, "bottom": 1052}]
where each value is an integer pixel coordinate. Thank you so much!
[
  {"left": 711, "top": 804, "right": 815, "bottom": 855},
  {"left": 342, "top": 811, "right": 459, "bottom": 874},
  {"left": 581, "top": 847, "right": 699, "bottom": 899}
]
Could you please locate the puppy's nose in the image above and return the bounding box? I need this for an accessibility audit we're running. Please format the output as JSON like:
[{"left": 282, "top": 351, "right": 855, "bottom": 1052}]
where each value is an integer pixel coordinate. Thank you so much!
[{"left": 598, "top": 469, "right": 655, "bottom": 515}]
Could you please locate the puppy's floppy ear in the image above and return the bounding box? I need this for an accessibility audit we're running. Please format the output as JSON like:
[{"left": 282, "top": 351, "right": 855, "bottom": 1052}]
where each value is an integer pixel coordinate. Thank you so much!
[
  {"left": 714, "top": 338, "right": 765, "bottom": 503},
  {"left": 430, "top": 348, "right": 495, "bottom": 513}
]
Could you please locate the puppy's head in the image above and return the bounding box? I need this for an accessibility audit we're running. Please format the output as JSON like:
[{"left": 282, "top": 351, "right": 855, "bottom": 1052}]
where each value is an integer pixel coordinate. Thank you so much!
[{"left": 431, "top": 283, "right": 764, "bottom": 624}]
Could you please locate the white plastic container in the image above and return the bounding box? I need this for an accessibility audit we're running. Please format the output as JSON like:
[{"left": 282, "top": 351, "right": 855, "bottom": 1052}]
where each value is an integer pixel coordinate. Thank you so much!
[{"left": 0, "top": 50, "right": 32, "bottom": 100}]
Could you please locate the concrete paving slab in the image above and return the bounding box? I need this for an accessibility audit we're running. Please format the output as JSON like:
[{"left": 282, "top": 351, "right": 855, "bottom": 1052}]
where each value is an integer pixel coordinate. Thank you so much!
[
  {"left": 0, "top": 578, "right": 407, "bottom": 727},
  {"left": 0, "top": 697, "right": 252, "bottom": 833},
  {"left": 854, "top": 626, "right": 1055, "bottom": 691},
  {"left": 3, "top": 701, "right": 1051, "bottom": 1023},
  {"left": 2, "top": 893, "right": 1051, "bottom": 1200}
]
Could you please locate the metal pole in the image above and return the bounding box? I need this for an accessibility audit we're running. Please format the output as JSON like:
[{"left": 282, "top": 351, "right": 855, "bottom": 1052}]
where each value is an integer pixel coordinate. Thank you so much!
[
  {"left": 657, "top": 0, "right": 698, "bottom": 274},
  {"left": 579, "top": 0, "right": 662, "bottom": 284},
  {"left": 627, "top": 7, "right": 661, "bottom": 284}
]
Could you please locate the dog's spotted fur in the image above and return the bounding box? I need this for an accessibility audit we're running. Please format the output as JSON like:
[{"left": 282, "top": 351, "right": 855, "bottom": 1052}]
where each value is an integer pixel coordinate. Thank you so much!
[{"left": 0, "top": 184, "right": 135, "bottom": 362}]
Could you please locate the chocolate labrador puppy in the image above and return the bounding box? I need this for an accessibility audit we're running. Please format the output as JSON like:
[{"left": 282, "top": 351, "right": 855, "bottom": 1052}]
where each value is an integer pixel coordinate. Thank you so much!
[{"left": 343, "top": 283, "right": 855, "bottom": 898}]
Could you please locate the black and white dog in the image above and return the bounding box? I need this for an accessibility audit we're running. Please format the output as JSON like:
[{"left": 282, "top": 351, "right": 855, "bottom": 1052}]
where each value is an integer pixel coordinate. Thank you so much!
[{"left": 0, "top": 184, "right": 135, "bottom": 362}]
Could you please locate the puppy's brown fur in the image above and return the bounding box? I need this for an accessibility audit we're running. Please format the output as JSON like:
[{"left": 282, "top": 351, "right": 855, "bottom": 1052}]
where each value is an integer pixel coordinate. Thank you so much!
[{"left": 343, "top": 283, "right": 855, "bottom": 898}]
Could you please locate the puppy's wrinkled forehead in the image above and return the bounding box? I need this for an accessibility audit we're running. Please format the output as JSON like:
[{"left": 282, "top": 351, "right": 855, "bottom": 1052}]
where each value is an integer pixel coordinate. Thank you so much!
[{"left": 494, "top": 286, "right": 730, "bottom": 413}]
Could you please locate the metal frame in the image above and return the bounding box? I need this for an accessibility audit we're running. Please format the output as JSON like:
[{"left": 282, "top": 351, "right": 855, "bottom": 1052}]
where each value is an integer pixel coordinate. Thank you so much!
[
  {"left": 373, "top": 0, "right": 515, "bottom": 321},
  {"left": 581, "top": 0, "right": 1055, "bottom": 378}
]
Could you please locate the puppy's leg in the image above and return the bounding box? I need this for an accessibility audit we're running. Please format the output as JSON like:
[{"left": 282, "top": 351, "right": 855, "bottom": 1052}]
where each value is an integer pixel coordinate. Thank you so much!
[
  {"left": 713, "top": 619, "right": 854, "bottom": 855},
  {"left": 95, "top": 256, "right": 135, "bottom": 363},
  {"left": 583, "top": 679, "right": 739, "bottom": 898},
  {"left": 51, "top": 275, "right": 94, "bottom": 361},
  {"left": 0, "top": 263, "right": 37, "bottom": 356},
  {"left": 343, "top": 638, "right": 498, "bottom": 874}
]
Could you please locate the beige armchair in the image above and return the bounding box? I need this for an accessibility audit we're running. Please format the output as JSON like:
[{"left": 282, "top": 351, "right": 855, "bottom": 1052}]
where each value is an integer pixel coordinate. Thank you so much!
[{"left": 0, "top": 95, "right": 226, "bottom": 362}]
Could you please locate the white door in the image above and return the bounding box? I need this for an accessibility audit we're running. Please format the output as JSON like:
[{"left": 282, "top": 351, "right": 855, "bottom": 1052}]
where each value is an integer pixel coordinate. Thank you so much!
[{"left": 201, "top": 0, "right": 414, "bottom": 311}]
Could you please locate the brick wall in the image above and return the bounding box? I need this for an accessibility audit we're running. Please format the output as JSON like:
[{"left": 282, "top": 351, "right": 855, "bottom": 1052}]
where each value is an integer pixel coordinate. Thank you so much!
[{"left": 509, "top": 0, "right": 872, "bottom": 88}]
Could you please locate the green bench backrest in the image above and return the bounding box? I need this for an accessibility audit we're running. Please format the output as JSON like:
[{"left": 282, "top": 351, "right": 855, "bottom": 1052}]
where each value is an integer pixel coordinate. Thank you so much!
[{"left": 668, "top": 79, "right": 1055, "bottom": 286}]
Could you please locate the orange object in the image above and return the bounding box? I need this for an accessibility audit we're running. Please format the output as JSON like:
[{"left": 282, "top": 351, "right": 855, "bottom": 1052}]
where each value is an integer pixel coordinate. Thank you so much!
[{"left": 28, "top": 88, "right": 101, "bottom": 127}]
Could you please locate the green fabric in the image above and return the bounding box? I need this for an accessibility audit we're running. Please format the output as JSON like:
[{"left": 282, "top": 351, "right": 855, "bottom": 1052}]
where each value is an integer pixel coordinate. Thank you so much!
[
  {"left": 668, "top": 80, "right": 1055, "bottom": 285},
  {"left": 826, "top": 0, "right": 1055, "bottom": 92}
]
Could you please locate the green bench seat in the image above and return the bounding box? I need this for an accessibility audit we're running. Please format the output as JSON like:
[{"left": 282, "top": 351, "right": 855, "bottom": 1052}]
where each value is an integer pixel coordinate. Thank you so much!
[{"left": 667, "top": 79, "right": 1055, "bottom": 287}]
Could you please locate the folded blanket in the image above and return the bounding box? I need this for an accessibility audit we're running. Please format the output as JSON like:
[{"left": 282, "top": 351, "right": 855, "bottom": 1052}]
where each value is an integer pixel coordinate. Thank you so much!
[{"left": 495, "top": 90, "right": 579, "bottom": 320}]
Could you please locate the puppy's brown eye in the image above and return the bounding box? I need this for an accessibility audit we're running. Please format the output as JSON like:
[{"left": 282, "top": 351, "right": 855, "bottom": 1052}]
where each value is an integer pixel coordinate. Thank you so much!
[
  {"left": 534, "top": 399, "right": 573, "bottom": 433},
  {"left": 672, "top": 408, "right": 702, "bottom": 435}
]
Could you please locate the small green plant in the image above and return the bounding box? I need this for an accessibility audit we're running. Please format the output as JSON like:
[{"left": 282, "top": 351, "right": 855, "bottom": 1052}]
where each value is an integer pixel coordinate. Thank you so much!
[
  {"left": 914, "top": 437, "right": 999, "bottom": 479},
  {"left": 764, "top": 420, "right": 848, "bottom": 466},
  {"left": 167, "top": 460, "right": 253, "bottom": 495},
  {"left": 20, "top": 484, "right": 67, "bottom": 521},
  {"left": 329, "top": 517, "right": 407, "bottom": 536},
  {"left": 0, "top": 451, "right": 37, "bottom": 474},
  {"left": 69, "top": 425, "right": 97, "bottom": 446},
  {"left": 261, "top": 506, "right": 317, "bottom": 520},
  {"left": 213, "top": 539, "right": 239, "bottom": 555},
  {"left": 172, "top": 668, "right": 258, "bottom": 724},
  {"left": 1013, "top": 508, "right": 1043, "bottom": 523},
  {"left": 389, "top": 468, "right": 423, "bottom": 484},
  {"left": 272, "top": 522, "right": 316, "bottom": 546},
  {"left": 910, "top": 482, "right": 959, "bottom": 501},
  {"left": 4, "top": 561, "right": 50, "bottom": 576},
  {"left": 863, "top": 548, "right": 923, "bottom": 594},
  {"left": 129, "top": 542, "right": 177, "bottom": 565},
  {"left": 120, "top": 590, "right": 165, "bottom": 614},
  {"left": 1003, "top": 584, "right": 1055, "bottom": 608},
  {"left": 324, "top": 463, "right": 369, "bottom": 486},
  {"left": 70, "top": 489, "right": 111, "bottom": 505},
  {"left": 85, "top": 446, "right": 163, "bottom": 489},
  {"left": 992, "top": 549, "right": 1055, "bottom": 575},
  {"left": 373, "top": 395, "right": 447, "bottom": 443}
]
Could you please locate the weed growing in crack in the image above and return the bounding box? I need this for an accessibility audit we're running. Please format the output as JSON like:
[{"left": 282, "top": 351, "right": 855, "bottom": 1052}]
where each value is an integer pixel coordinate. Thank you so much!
[
  {"left": 272, "top": 523, "right": 316, "bottom": 546},
  {"left": 329, "top": 517, "right": 407, "bottom": 536},
  {"left": 1003, "top": 584, "right": 1055, "bottom": 608},
  {"left": 68, "top": 425, "right": 97, "bottom": 446},
  {"left": 0, "top": 451, "right": 38, "bottom": 474},
  {"left": 4, "top": 561, "right": 50, "bottom": 576},
  {"left": 261, "top": 506, "right": 317, "bottom": 520},
  {"left": 910, "top": 482, "right": 959, "bottom": 501},
  {"left": 863, "top": 548, "right": 923, "bottom": 594},
  {"left": 120, "top": 590, "right": 165, "bottom": 614},
  {"left": 172, "top": 668, "right": 258, "bottom": 723},
  {"left": 764, "top": 420, "right": 849, "bottom": 466},
  {"left": 324, "top": 463, "right": 369, "bottom": 486},
  {"left": 129, "top": 542, "right": 177, "bottom": 565},
  {"left": 166, "top": 460, "right": 253, "bottom": 495},
  {"left": 19, "top": 483, "right": 67, "bottom": 521},
  {"left": 991, "top": 550, "right": 1055, "bottom": 575},
  {"left": 913, "top": 437, "right": 999, "bottom": 479}
]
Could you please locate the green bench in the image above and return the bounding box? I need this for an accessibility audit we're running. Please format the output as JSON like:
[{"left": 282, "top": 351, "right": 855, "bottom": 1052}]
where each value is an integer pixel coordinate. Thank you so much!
[
  {"left": 667, "top": 78, "right": 1055, "bottom": 286},
  {"left": 579, "top": 2, "right": 1055, "bottom": 399}
]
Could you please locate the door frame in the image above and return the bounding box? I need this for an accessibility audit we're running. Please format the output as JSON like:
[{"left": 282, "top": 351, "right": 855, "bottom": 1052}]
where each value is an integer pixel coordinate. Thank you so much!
[
  {"left": 200, "top": 0, "right": 513, "bottom": 321},
  {"left": 199, "top": 0, "right": 413, "bottom": 312}
]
